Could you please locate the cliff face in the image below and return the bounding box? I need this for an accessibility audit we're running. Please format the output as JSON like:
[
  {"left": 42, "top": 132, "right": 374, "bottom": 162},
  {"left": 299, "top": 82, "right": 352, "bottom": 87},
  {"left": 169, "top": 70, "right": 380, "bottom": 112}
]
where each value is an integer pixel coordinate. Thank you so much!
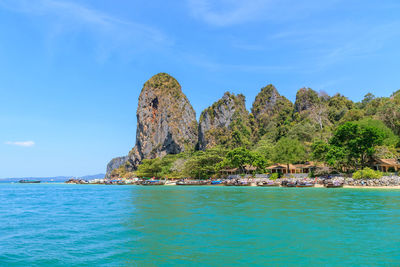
[
  {"left": 126, "top": 73, "right": 198, "bottom": 169},
  {"left": 198, "top": 92, "right": 251, "bottom": 149},
  {"left": 105, "top": 156, "right": 128, "bottom": 178},
  {"left": 105, "top": 73, "right": 197, "bottom": 177},
  {"left": 251, "top": 84, "right": 293, "bottom": 140}
]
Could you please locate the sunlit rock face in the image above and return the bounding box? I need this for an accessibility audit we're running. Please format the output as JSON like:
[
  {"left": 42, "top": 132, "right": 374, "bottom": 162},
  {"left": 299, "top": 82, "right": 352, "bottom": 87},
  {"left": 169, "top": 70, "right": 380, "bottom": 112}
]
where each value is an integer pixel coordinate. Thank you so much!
[
  {"left": 127, "top": 73, "right": 197, "bottom": 169},
  {"left": 251, "top": 84, "right": 293, "bottom": 140},
  {"left": 105, "top": 156, "right": 128, "bottom": 178},
  {"left": 198, "top": 92, "right": 250, "bottom": 150},
  {"left": 106, "top": 73, "right": 198, "bottom": 175}
]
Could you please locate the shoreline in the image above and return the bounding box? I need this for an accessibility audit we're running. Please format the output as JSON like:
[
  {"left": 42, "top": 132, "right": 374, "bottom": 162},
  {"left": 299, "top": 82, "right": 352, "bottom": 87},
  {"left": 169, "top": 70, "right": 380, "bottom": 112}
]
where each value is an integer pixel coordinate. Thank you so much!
[{"left": 4, "top": 182, "right": 400, "bottom": 189}]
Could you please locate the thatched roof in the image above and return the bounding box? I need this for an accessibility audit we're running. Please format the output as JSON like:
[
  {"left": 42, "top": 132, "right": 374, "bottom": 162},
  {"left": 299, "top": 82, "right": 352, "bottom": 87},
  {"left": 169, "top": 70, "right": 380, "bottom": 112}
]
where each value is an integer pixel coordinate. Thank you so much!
[
  {"left": 374, "top": 158, "right": 400, "bottom": 167},
  {"left": 266, "top": 163, "right": 297, "bottom": 170}
]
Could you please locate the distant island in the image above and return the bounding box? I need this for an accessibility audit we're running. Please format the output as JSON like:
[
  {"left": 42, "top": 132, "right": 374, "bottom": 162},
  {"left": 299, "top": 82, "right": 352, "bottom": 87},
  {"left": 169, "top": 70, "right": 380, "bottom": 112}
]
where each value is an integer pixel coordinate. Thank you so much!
[
  {"left": 0, "top": 174, "right": 105, "bottom": 183},
  {"left": 106, "top": 73, "right": 400, "bottom": 181}
]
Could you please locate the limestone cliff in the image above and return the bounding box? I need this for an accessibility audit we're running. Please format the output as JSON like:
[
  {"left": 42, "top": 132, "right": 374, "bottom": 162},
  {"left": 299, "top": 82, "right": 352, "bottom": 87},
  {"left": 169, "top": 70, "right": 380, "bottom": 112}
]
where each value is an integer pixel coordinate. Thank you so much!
[
  {"left": 105, "top": 156, "right": 128, "bottom": 178},
  {"left": 198, "top": 92, "right": 251, "bottom": 149},
  {"left": 251, "top": 84, "right": 293, "bottom": 140},
  {"left": 294, "top": 87, "right": 320, "bottom": 113},
  {"left": 127, "top": 73, "right": 198, "bottom": 170}
]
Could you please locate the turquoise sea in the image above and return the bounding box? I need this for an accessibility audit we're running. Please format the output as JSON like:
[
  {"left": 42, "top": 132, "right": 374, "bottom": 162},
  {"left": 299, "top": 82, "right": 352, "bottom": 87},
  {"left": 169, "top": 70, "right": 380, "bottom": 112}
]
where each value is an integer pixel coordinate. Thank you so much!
[{"left": 1, "top": 184, "right": 400, "bottom": 266}]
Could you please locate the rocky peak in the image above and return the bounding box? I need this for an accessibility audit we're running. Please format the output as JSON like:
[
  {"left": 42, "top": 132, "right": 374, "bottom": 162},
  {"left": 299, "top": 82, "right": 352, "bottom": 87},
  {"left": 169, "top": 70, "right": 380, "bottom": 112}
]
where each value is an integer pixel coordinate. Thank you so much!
[
  {"left": 294, "top": 87, "right": 320, "bottom": 113},
  {"left": 105, "top": 156, "right": 128, "bottom": 178},
  {"left": 198, "top": 92, "right": 250, "bottom": 150},
  {"left": 105, "top": 73, "right": 198, "bottom": 177},
  {"left": 251, "top": 84, "right": 290, "bottom": 118},
  {"left": 127, "top": 73, "right": 198, "bottom": 169},
  {"left": 251, "top": 84, "right": 293, "bottom": 140}
]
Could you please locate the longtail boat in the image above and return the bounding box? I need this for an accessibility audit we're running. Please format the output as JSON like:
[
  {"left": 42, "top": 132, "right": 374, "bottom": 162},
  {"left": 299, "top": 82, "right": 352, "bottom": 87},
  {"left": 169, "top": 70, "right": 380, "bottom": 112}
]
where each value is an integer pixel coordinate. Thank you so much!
[
  {"left": 19, "top": 180, "right": 41, "bottom": 183},
  {"left": 324, "top": 181, "right": 343, "bottom": 188},
  {"left": 281, "top": 181, "right": 296, "bottom": 187},
  {"left": 257, "top": 182, "right": 280, "bottom": 187},
  {"left": 176, "top": 180, "right": 210, "bottom": 185},
  {"left": 296, "top": 182, "right": 315, "bottom": 187},
  {"left": 141, "top": 180, "right": 165, "bottom": 185}
]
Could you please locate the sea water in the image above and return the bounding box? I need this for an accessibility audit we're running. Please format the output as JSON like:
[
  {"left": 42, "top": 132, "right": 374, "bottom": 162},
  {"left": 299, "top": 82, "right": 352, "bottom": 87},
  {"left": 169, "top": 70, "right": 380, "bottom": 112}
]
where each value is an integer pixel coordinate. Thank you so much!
[{"left": 1, "top": 184, "right": 399, "bottom": 266}]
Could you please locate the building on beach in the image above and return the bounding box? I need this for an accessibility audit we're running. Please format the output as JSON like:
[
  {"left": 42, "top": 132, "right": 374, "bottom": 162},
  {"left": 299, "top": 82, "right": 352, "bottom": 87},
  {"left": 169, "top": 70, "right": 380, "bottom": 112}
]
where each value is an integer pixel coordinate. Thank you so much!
[
  {"left": 373, "top": 158, "right": 400, "bottom": 172},
  {"left": 266, "top": 162, "right": 321, "bottom": 174}
]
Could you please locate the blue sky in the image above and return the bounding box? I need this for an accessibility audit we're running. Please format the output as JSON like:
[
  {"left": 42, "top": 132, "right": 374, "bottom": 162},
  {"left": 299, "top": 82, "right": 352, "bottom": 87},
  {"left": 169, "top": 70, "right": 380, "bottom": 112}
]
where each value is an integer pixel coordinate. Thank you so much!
[{"left": 1, "top": 0, "right": 400, "bottom": 177}]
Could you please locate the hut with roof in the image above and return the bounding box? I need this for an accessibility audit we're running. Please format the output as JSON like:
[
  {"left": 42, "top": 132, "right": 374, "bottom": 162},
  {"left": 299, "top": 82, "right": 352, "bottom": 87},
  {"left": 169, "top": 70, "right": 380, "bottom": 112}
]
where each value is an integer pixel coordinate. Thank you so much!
[{"left": 373, "top": 158, "right": 400, "bottom": 172}]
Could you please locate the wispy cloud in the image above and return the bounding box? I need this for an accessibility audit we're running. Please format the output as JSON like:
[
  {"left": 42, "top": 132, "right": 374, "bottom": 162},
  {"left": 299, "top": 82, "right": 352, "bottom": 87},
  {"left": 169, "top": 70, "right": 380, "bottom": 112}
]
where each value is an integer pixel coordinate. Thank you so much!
[
  {"left": 0, "top": 0, "right": 171, "bottom": 61},
  {"left": 5, "top": 141, "right": 35, "bottom": 147},
  {"left": 187, "top": 0, "right": 271, "bottom": 26},
  {"left": 181, "top": 52, "right": 292, "bottom": 73},
  {"left": 315, "top": 22, "right": 400, "bottom": 69},
  {"left": 186, "top": 0, "right": 344, "bottom": 27}
]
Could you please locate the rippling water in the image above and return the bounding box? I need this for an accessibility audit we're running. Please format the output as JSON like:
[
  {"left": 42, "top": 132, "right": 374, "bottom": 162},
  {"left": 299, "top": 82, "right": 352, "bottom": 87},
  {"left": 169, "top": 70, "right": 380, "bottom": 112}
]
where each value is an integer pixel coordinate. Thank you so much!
[{"left": 1, "top": 184, "right": 400, "bottom": 266}]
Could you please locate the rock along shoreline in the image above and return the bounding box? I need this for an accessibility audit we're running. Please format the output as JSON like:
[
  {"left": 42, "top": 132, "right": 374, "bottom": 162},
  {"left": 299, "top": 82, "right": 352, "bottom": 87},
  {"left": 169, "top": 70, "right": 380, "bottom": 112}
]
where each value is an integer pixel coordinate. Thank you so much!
[{"left": 65, "top": 176, "right": 400, "bottom": 188}]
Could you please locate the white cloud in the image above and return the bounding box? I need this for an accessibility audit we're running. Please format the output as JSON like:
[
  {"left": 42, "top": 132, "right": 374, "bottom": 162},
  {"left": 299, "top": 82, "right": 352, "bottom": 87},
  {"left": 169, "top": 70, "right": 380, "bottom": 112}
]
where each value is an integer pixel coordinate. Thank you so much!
[
  {"left": 5, "top": 141, "right": 35, "bottom": 147},
  {"left": 0, "top": 0, "right": 171, "bottom": 60}
]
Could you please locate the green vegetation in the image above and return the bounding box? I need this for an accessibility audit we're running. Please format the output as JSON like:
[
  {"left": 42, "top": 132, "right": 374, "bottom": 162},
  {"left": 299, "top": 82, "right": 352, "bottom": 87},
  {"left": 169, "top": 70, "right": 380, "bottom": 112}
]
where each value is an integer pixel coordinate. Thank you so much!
[
  {"left": 119, "top": 86, "right": 400, "bottom": 179},
  {"left": 144, "top": 73, "right": 182, "bottom": 97},
  {"left": 353, "top": 168, "right": 383, "bottom": 179},
  {"left": 183, "top": 148, "right": 226, "bottom": 179},
  {"left": 273, "top": 138, "right": 306, "bottom": 173},
  {"left": 269, "top": 173, "right": 279, "bottom": 180},
  {"left": 251, "top": 84, "right": 294, "bottom": 142},
  {"left": 327, "top": 121, "right": 385, "bottom": 170},
  {"left": 217, "top": 147, "right": 266, "bottom": 174},
  {"left": 199, "top": 92, "right": 252, "bottom": 149},
  {"left": 310, "top": 119, "right": 399, "bottom": 172}
]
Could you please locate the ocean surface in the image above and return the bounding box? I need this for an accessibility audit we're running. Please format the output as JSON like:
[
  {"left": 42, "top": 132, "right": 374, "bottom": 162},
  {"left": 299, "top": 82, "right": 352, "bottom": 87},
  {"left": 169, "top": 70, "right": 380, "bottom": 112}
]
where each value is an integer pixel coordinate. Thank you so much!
[{"left": 1, "top": 184, "right": 400, "bottom": 266}]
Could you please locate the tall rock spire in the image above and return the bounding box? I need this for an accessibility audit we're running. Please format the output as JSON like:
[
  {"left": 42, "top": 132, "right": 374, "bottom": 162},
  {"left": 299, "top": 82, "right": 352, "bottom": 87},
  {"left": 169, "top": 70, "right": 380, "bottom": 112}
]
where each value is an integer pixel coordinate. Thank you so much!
[{"left": 106, "top": 73, "right": 197, "bottom": 177}]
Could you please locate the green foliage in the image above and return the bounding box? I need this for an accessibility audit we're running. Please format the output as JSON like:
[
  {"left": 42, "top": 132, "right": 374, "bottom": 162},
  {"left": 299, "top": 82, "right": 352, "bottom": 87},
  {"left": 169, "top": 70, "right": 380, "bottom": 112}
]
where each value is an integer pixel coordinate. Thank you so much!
[
  {"left": 251, "top": 151, "right": 267, "bottom": 173},
  {"left": 377, "top": 93, "right": 400, "bottom": 135},
  {"left": 128, "top": 85, "right": 400, "bottom": 179},
  {"left": 273, "top": 137, "right": 307, "bottom": 165},
  {"left": 224, "top": 147, "right": 254, "bottom": 171},
  {"left": 361, "top": 93, "right": 376, "bottom": 107},
  {"left": 269, "top": 173, "right": 279, "bottom": 180},
  {"left": 217, "top": 147, "right": 266, "bottom": 173},
  {"left": 287, "top": 121, "right": 317, "bottom": 142},
  {"left": 326, "top": 121, "right": 385, "bottom": 170},
  {"left": 251, "top": 84, "right": 293, "bottom": 141},
  {"left": 311, "top": 139, "right": 330, "bottom": 162},
  {"left": 353, "top": 168, "right": 382, "bottom": 179},
  {"left": 374, "top": 145, "right": 400, "bottom": 160},
  {"left": 144, "top": 73, "right": 181, "bottom": 97},
  {"left": 294, "top": 87, "right": 320, "bottom": 113},
  {"left": 200, "top": 92, "right": 251, "bottom": 149},
  {"left": 136, "top": 158, "right": 163, "bottom": 178},
  {"left": 340, "top": 109, "right": 365, "bottom": 123},
  {"left": 253, "top": 139, "right": 274, "bottom": 163},
  {"left": 135, "top": 155, "right": 179, "bottom": 178},
  {"left": 355, "top": 118, "right": 399, "bottom": 146},
  {"left": 328, "top": 94, "right": 354, "bottom": 123},
  {"left": 183, "top": 148, "right": 226, "bottom": 179}
]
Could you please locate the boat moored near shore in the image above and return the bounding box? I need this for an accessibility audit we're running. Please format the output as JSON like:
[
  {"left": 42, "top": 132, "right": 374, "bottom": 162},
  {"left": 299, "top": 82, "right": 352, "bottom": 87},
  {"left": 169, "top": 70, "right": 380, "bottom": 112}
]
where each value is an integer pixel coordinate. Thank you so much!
[
  {"left": 19, "top": 180, "right": 41, "bottom": 183},
  {"left": 141, "top": 180, "right": 165, "bottom": 185}
]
